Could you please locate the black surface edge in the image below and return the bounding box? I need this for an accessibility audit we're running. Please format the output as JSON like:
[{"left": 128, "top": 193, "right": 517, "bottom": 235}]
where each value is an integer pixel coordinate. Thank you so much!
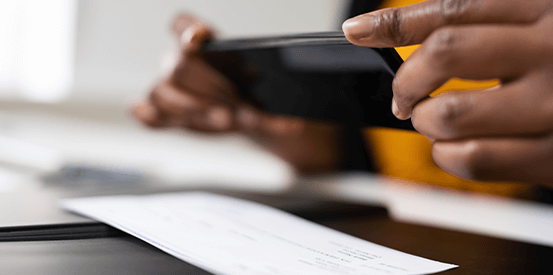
[{"left": 0, "top": 222, "right": 124, "bottom": 242}]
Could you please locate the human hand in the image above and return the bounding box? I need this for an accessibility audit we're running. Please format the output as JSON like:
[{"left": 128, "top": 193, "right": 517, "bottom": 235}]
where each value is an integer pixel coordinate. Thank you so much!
[
  {"left": 343, "top": 0, "right": 553, "bottom": 185},
  {"left": 132, "top": 14, "right": 305, "bottom": 136},
  {"left": 132, "top": 14, "right": 342, "bottom": 174}
]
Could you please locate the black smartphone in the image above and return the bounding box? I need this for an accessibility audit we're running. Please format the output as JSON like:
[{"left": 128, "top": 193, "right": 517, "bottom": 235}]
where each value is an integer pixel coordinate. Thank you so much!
[{"left": 202, "top": 31, "right": 414, "bottom": 131}]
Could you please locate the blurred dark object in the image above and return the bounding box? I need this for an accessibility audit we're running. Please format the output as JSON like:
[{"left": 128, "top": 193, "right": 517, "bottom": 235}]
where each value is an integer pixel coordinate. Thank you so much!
[
  {"left": 346, "top": 0, "right": 385, "bottom": 19},
  {"left": 342, "top": 127, "right": 376, "bottom": 172},
  {"left": 42, "top": 165, "right": 144, "bottom": 186},
  {"left": 0, "top": 223, "right": 124, "bottom": 242},
  {"left": 535, "top": 186, "right": 553, "bottom": 204}
]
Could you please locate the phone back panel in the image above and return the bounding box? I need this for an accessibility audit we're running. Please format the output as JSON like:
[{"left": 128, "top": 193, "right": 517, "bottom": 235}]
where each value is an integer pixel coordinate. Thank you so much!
[{"left": 203, "top": 32, "right": 414, "bottom": 130}]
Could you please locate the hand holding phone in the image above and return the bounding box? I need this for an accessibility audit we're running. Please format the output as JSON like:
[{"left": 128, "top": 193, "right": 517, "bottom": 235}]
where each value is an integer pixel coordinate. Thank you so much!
[
  {"left": 131, "top": 14, "right": 306, "bottom": 135},
  {"left": 131, "top": 14, "right": 347, "bottom": 174}
]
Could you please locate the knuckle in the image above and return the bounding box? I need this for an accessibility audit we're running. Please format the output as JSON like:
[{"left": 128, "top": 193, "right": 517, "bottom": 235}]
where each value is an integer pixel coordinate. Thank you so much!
[
  {"left": 425, "top": 27, "right": 461, "bottom": 67},
  {"left": 374, "top": 8, "right": 409, "bottom": 45},
  {"left": 440, "top": 0, "right": 473, "bottom": 23},
  {"left": 412, "top": 95, "right": 469, "bottom": 140},
  {"left": 434, "top": 95, "right": 470, "bottom": 137},
  {"left": 151, "top": 82, "right": 191, "bottom": 115}
]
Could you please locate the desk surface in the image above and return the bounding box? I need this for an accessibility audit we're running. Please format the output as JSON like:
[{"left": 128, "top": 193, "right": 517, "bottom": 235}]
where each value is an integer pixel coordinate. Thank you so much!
[{"left": 1, "top": 191, "right": 552, "bottom": 275}]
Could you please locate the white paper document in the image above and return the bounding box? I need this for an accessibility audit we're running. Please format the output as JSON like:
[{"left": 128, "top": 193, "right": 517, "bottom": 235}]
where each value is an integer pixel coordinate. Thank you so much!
[{"left": 60, "top": 192, "right": 457, "bottom": 275}]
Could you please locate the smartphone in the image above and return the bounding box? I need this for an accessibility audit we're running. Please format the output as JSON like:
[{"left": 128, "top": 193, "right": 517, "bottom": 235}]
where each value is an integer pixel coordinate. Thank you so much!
[{"left": 202, "top": 31, "right": 414, "bottom": 131}]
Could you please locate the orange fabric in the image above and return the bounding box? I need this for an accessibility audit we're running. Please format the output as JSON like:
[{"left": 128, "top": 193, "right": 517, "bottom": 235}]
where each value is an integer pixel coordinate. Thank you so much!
[{"left": 364, "top": 0, "right": 528, "bottom": 197}]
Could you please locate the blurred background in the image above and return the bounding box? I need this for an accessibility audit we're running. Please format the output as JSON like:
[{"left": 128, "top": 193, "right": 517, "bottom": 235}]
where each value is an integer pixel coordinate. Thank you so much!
[{"left": 0, "top": 0, "right": 346, "bottom": 192}]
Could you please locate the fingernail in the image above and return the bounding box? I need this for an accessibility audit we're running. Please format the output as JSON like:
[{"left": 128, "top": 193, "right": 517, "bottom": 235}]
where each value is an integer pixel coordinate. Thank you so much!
[
  {"left": 180, "top": 22, "right": 202, "bottom": 45},
  {"left": 342, "top": 14, "right": 374, "bottom": 40},
  {"left": 133, "top": 101, "right": 159, "bottom": 124},
  {"left": 206, "top": 106, "right": 231, "bottom": 130}
]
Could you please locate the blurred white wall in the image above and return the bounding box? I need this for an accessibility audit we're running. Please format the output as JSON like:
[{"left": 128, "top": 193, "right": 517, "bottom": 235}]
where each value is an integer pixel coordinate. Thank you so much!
[
  {"left": 0, "top": 0, "right": 76, "bottom": 102},
  {"left": 73, "top": 0, "right": 348, "bottom": 103}
]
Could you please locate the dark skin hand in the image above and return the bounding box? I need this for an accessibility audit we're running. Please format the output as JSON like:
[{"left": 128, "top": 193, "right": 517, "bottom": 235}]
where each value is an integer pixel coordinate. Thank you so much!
[
  {"left": 343, "top": 0, "right": 553, "bottom": 186},
  {"left": 132, "top": 14, "right": 343, "bottom": 175}
]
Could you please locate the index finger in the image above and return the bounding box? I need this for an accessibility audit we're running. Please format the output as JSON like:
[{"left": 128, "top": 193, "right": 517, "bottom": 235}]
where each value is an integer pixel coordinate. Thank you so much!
[{"left": 342, "top": 0, "right": 551, "bottom": 48}]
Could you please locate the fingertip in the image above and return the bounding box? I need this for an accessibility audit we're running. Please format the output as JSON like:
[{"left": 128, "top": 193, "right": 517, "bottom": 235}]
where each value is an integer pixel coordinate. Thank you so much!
[
  {"left": 399, "top": 112, "right": 412, "bottom": 120},
  {"left": 132, "top": 100, "right": 162, "bottom": 127},
  {"left": 342, "top": 14, "right": 375, "bottom": 43},
  {"left": 391, "top": 76, "right": 412, "bottom": 120},
  {"left": 391, "top": 99, "right": 411, "bottom": 120},
  {"left": 431, "top": 141, "right": 459, "bottom": 175},
  {"left": 171, "top": 13, "right": 196, "bottom": 37},
  {"left": 181, "top": 22, "right": 213, "bottom": 52},
  {"left": 432, "top": 141, "right": 479, "bottom": 181}
]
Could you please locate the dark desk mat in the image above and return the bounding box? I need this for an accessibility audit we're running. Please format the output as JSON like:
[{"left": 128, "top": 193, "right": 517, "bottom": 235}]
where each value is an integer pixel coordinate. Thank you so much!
[{"left": 0, "top": 236, "right": 209, "bottom": 275}]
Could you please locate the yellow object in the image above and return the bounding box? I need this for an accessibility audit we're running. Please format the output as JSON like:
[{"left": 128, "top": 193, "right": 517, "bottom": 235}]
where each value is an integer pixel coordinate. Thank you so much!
[
  {"left": 382, "top": 0, "right": 426, "bottom": 8},
  {"left": 365, "top": 0, "right": 527, "bottom": 197}
]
